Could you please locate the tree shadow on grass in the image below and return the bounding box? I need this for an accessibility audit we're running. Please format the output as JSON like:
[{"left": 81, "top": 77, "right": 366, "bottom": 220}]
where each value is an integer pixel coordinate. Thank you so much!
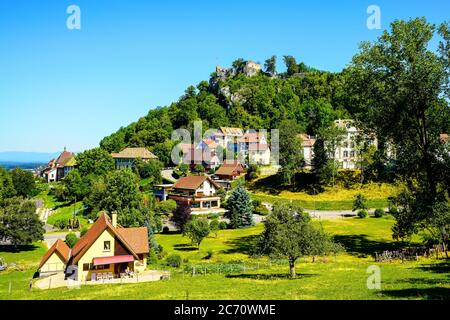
[
  {"left": 249, "top": 172, "right": 320, "bottom": 195},
  {"left": 417, "top": 262, "right": 450, "bottom": 274},
  {"left": 332, "top": 234, "right": 415, "bottom": 257},
  {"left": 225, "top": 273, "right": 316, "bottom": 280},
  {"left": 173, "top": 243, "right": 198, "bottom": 251},
  {"left": 222, "top": 235, "right": 260, "bottom": 256},
  {"left": 381, "top": 287, "right": 450, "bottom": 300},
  {"left": 382, "top": 261, "right": 450, "bottom": 300},
  {"left": 0, "top": 244, "right": 39, "bottom": 253}
]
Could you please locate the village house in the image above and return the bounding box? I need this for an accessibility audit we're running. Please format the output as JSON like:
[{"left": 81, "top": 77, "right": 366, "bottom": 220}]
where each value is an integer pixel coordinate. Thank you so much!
[
  {"left": 41, "top": 148, "right": 76, "bottom": 182},
  {"left": 38, "top": 213, "right": 148, "bottom": 282},
  {"left": 247, "top": 143, "right": 271, "bottom": 165},
  {"left": 214, "top": 160, "right": 245, "bottom": 181},
  {"left": 168, "top": 175, "right": 223, "bottom": 214},
  {"left": 212, "top": 127, "right": 244, "bottom": 150},
  {"left": 299, "top": 134, "right": 316, "bottom": 169},
  {"left": 176, "top": 142, "right": 220, "bottom": 170},
  {"left": 111, "top": 147, "right": 158, "bottom": 169}
]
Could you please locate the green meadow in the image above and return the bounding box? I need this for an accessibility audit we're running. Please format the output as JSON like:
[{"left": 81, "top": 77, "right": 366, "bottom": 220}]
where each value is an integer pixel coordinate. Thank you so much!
[{"left": 1, "top": 216, "right": 449, "bottom": 300}]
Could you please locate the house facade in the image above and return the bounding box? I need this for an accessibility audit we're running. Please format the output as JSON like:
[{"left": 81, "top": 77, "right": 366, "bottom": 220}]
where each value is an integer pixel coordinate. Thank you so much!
[
  {"left": 38, "top": 239, "right": 70, "bottom": 276},
  {"left": 299, "top": 134, "right": 316, "bottom": 169},
  {"left": 38, "top": 213, "right": 149, "bottom": 282},
  {"left": 168, "top": 175, "right": 222, "bottom": 213},
  {"left": 41, "top": 148, "right": 76, "bottom": 182},
  {"left": 111, "top": 147, "right": 158, "bottom": 169}
]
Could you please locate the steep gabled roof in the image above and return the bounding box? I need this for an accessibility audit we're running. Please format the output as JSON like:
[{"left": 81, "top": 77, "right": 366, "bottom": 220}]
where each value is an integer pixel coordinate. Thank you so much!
[
  {"left": 116, "top": 228, "right": 149, "bottom": 254},
  {"left": 215, "top": 161, "right": 245, "bottom": 176},
  {"left": 71, "top": 213, "right": 140, "bottom": 264},
  {"left": 39, "top": 239, "right": 70, "bottom": 269},
  {"left": 56, "top": 151, "right": 75, "bottom": 167},
  {"left": 172, "top": 175, "right": 220, "bottom": 190},
  {"left": 219, "top": 127, "right": 244, "bottom": 136},
  {"left": 111, "top": 148, "right": 158, "bottom": 160}
]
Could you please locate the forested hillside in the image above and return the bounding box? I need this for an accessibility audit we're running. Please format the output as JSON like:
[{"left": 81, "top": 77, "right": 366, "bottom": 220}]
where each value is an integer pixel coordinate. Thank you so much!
[{"left": 99, "top": 56, "right": 355, "bottom": 166}]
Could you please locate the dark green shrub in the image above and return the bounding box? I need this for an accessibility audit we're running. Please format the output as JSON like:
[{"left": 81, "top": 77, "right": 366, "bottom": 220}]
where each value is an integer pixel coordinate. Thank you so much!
[
  {"left": 389, "top": 206, "right": 398, "bottom": 215},
  {"left": 166, "top": 254, "right": 182, "bottom": 268},
  {"left": 157, "top": 250, "right": 168, "bottom": 260},
  {"left": 357, "top": 209, "right": 368, "bottom": 218},
  {"left": 147, "top": 247, "right": 158, "bottom": 265},
  {"left": 374, "top": 208, "right": 384, "bottom": 218},
  {"left": 218, "top": 221, "right": 228, "bottom": 230}
]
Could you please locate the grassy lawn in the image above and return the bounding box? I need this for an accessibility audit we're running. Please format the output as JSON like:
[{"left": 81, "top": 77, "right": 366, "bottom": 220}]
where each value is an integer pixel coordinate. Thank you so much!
[
  {"left": 250, "top": 182, "right": 400, "bottom": 210},
  {"left": 1, "top": 217, "right": 449, "bottom": 300},
  {"left": 46, "top": 201, "right": 88, "bottom": 227}
]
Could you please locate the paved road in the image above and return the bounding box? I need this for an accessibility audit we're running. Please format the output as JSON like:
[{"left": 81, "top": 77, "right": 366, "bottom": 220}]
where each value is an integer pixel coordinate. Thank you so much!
[{"left": 44, "top": 231, "right": 80, "bottom": 248}]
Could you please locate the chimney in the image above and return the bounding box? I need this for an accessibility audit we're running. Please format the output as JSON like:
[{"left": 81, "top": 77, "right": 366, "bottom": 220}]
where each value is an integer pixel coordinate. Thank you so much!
[{"left": 112, "top": 212, "right": 117, "bottom": 228}]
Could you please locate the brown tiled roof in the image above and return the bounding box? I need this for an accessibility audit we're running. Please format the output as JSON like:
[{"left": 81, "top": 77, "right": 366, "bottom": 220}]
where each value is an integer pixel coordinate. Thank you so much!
[
  {"left": 116, "top": 228, "right": 149, "bottom": 254},
  {"left": 39, "top": 239, "right": 70, "bottom": 269},
  {"left": 173, "top": 175, "right": 220, "bottom": 190},
  {"left": 56, "top": 151, "right": 75, "bottom": 167},
  {"left": 111, "top": 148, "right": 158, "bottom": 160},
  {"left": 236, "top": 132, "right": 266, "bottom": 143},
  {"left": 71, "top": 213, "right": 141, "bottom": 264},
  {"left": 219, "top": 127, "right": 244, "bottom": 136},
  {"left": 215, "top": 162, "right": 245, "bottom": 176}
]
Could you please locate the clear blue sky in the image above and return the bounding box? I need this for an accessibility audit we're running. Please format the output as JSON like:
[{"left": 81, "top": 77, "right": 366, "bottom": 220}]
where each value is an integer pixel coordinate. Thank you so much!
[{"left": 0, "top": 0, "right": 448, "bottom": 153}]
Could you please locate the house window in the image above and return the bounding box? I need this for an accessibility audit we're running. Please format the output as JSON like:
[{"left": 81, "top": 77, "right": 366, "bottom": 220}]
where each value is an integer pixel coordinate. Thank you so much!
[
  {"left": 350, "top": 151, "right": 355, "bottom": 157},
  {"left": 343, "top": 151, "right": 349, "bottom": 157},
  {"left": 104, "top": 241, "right": 111, "bottom": 251},
  {"left": 83, "top": 263, "right": 92, "bottom": 271}
]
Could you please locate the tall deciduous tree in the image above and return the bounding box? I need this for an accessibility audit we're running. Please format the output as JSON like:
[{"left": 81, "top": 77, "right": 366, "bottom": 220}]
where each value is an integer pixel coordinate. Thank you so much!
[
  {"left": 171, "top": 201, "right": 192, "bottom": 232},
  {"left": 278, "top": 119, "right": 304, "bottom": 185},
  {"left": 257, "top": 203, "right": 341, "bottom": 277},
  {"left": 76, "top": 148, "right": 115, "bottom": 177},
  {"left": 347, "top": 18, "right": 450, "bottom": 249},
  {"left": 10, "top": 168, "right": 35, "bottom": 198},
  {"left": 98, "top": 169, "right": 142, "bottom": 226},
  {"left": 264, "top": 55, "right": 277, "bottom": 75},
  {"left": 318, "top": 124, "right": 346, "bottom": 187},
  {"left": 0, "top": 198, "right": 44, "bottom": 246}
]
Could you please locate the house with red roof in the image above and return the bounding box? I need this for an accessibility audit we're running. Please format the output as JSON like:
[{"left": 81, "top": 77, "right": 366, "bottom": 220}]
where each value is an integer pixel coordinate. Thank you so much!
[
  {"left": 38, "top": 213, "right": 149, "bottom": 282},
  {"left": 168, "top": 175, "right": 223, "bottom": 213}
]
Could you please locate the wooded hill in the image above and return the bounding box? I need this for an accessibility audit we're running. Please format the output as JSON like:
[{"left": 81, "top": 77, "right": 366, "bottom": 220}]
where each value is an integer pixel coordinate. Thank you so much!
[{"left": 99, "top": 56, "right": 355, "bottom": 166}]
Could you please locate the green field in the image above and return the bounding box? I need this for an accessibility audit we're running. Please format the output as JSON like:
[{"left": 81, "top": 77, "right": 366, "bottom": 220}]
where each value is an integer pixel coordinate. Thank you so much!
[
  {"left": 249, "top": 181, "right": 400, "bottom": 210},
  {"left": 1, "top": 216, "right": 449, "bottom": 300}
]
